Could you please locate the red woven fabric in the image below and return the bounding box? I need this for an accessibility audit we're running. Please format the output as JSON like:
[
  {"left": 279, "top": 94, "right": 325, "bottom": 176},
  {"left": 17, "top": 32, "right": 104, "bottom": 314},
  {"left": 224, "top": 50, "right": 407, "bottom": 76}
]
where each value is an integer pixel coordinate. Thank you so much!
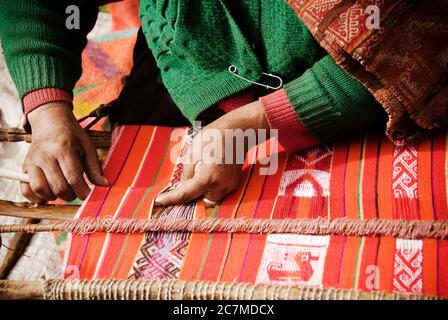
[{"left": 63, "top": 125, "right": 448, "bottom": 298}]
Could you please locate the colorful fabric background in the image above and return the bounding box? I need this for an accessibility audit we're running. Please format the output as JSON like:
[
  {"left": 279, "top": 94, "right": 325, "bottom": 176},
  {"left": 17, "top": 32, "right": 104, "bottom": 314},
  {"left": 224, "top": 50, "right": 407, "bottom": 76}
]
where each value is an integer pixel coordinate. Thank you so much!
[{"left": 63, "top": 125, "right": 448, "bottom": 298}]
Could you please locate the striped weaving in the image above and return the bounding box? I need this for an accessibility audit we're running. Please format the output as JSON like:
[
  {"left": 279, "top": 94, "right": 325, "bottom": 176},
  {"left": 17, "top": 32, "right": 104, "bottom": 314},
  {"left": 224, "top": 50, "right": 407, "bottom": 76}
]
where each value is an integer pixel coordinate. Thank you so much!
[{"left": 63, "top": 125, "right": 448, "bottom": 298}]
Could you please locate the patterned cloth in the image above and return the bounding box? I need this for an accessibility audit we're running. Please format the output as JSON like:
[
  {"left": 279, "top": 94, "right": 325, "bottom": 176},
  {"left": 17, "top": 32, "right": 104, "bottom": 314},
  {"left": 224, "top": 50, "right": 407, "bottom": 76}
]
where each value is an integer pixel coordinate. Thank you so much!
[
  {"left": 289, "top": 0, "right": 448, "bottom": 143},
  {"left": 63, "top": 125, "right": 448, "bottom": 298}
]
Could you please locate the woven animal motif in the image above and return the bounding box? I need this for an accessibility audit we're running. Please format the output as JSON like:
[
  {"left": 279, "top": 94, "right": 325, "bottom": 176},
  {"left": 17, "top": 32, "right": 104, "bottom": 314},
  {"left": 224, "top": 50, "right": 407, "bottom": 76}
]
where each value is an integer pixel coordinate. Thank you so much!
[{"left": 63, "top": 126, "right": 448, "bottom": 298}]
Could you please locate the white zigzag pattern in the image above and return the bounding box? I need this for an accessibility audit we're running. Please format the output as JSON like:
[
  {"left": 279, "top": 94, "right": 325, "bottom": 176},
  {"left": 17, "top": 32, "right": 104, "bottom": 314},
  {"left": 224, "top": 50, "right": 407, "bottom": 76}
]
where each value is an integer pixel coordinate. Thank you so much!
[{"left": 392, "top": 146, "right": 418, "bottom": 199}]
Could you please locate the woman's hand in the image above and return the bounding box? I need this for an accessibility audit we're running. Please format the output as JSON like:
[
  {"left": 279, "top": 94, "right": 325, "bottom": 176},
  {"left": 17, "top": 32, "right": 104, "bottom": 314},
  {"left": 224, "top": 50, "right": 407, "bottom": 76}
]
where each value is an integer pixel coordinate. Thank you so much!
[
  {"left": 155, "top": 100, "right": 269, "bottom": 207},
  {"left": 22, "top": 102, "right": 109, "bottom": 203}
]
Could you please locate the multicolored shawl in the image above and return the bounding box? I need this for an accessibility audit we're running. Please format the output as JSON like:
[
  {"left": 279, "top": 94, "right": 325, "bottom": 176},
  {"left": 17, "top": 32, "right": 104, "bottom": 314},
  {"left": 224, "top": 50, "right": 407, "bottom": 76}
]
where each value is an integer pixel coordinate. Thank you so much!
[
  {"left": 63, "top": 125, "right": 448, "bottom": 298},
  {"left": 286, "top": 0, "right": 448, "bottom": 143}
]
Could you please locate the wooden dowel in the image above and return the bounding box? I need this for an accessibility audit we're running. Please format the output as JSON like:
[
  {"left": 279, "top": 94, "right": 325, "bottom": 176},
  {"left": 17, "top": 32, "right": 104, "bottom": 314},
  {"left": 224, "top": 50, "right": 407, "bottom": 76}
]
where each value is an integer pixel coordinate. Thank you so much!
[
  {"left": 0, "top": 279, "right": 440, "bottom": 300},
  {"left": 0, "top": 280, "right": 44, "bottom": 300},
  {"left": 0, "top": 169, "right": 29, "bottom": 183},
  {"left": 0, "top": 200, "right": 76, "bottom": 221},
  {"left": 0, "top": 128, "right": 112, "bottom": 149},
  {"left": 0, "top": 218, "right": 39, "bottom": 279},
  {"left": 0, "top": 217, "right": 447, "bottom": 239}
]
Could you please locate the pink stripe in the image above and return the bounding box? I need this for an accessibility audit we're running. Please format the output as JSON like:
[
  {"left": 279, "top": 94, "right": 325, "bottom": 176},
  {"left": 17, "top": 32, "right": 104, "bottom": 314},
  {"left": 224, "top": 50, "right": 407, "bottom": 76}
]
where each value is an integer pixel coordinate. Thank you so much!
[
  {"left": 260, "top": 89, "right": 318, "bottom": 152},
  {"left": 22, "top": 88, "right": 73, "bottom": 128}
]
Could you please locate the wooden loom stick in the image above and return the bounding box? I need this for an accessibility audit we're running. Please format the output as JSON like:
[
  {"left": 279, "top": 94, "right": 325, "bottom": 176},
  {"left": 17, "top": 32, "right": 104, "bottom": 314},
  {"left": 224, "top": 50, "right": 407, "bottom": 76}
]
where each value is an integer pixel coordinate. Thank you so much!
[
  {"left": 0, "top": 218, "right": 39, "bottom": 279},
  {"left": 0, "top": 279, "right": 440, "bottom": 300},
  {"left": 0, "top": 169, "right": 29, "bottom": 183},
  {"left": 0, "top": 200, "right": 76, "bottom": 221},
  {"left": 0, "top": 128, "right": 112, "bottom": 149},
  {"left": 0, "top": 217, "right": 447, "bottom": 239}
]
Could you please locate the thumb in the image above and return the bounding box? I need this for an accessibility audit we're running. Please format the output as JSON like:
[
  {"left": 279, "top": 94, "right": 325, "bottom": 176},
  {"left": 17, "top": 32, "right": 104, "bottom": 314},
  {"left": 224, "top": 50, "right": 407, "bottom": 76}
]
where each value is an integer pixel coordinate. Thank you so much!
[{"left": 83, "top": 142, "right": 109, "bottom": 186}]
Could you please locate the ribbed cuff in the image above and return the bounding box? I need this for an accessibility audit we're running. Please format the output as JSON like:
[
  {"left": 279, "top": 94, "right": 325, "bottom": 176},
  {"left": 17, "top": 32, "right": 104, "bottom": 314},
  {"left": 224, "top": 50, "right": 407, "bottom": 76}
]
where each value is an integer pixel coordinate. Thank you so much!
[
  {"left": 260, "top": 89, "right": 319, "bottom": 152},
  {"left": 22, "top": 88, "right": 73, "bottom": 131},
  {"left": 284, "top": 67, "right": 352, "bottom": 145}
]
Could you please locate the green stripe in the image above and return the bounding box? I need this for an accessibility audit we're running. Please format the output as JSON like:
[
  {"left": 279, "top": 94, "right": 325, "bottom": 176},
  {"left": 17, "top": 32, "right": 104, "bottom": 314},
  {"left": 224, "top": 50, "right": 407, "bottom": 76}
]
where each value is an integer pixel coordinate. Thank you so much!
[
  {"left": 195, "top": 203, "right": 221, "bottom": 279},
  {"left": 91, "top": 28, "right": 139, "bottom": 43},
  {"left": 195, "top": 234, "right": 214, "bottom": 281},
  {"left": 110, "top": 129, "right": 173, "bottom": 277},
  {"left": 352, "top": 237, "right": 364, "bottom": 288}
]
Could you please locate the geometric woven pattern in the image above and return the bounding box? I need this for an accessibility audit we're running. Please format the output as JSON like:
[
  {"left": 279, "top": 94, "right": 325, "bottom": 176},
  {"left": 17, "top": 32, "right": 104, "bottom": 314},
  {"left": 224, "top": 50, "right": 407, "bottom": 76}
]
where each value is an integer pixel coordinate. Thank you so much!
[
  {"left": 393, "top": 239, "right": 423, "bottom": 294},
  {"left": 63, "top": 126, "right": 448, "bottom": 298}
]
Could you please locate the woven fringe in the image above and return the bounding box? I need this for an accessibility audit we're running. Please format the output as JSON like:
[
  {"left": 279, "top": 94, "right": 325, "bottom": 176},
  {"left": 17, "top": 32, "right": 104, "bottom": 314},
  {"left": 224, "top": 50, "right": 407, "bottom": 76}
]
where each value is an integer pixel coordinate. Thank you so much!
[
  {"left": 1, "top": 217, "right": 447, "bottom": 239},
  {"left": 62, "top": 217, "right": 448, "bottom": 239},
  {"left": 43, "top": 279, "right": 440, "bottom": 300}
]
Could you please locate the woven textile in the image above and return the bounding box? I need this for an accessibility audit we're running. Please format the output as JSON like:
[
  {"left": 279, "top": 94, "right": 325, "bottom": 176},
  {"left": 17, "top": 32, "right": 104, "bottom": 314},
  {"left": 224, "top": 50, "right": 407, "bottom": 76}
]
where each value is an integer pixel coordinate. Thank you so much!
[
  {"left": 63, "top": 125, "right": 448, "bottom": 298},
  {"left": 288, "top": 0, "right": 448, "bottom": 143}
]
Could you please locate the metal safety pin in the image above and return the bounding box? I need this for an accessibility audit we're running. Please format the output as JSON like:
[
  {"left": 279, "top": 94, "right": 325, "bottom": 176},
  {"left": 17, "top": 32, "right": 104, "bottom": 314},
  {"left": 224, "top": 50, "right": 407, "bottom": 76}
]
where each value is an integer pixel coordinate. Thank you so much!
[{"left": 228, "top": 65, "right": 283, "bottom": 90}]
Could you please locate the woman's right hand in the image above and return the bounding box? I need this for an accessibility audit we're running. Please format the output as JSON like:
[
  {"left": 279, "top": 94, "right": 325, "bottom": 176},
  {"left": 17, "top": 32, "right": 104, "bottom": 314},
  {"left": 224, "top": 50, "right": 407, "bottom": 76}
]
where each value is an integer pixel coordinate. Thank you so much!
[{"left": 21, "top": 102, "right": 109, "bottom": 203}]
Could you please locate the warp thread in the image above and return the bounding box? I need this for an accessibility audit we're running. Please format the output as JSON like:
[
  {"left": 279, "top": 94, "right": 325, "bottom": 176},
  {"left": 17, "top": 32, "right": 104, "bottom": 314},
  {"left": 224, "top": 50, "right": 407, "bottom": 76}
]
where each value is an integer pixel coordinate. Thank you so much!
[{"left": 42, "top": 279, "right": 441, "bottom": 300}]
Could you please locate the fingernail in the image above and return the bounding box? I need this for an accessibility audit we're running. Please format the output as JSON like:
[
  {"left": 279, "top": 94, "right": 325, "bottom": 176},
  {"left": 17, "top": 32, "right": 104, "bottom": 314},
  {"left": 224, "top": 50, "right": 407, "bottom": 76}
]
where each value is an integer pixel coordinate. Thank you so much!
[{"left": 154, "top": 196, "right": 163, "bottom": 207}]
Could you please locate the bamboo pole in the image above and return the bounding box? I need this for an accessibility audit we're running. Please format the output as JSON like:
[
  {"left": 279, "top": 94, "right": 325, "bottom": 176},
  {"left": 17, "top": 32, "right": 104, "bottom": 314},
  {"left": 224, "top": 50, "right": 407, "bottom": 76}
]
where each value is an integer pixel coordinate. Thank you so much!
[
  {"left": 0, "top": 128, "right": 112, "bottom": 149},
  {"left": 0, "top": 218, "right": 39, "bottom": 279},
  {"left": 0, "top": 169, "right": 29, "bottom": 183},
  {"left": 0, "top": 279, "right": 440, "bottom": 300},
  {"left": 0, "top": 280, "right": 44, "bottom": 300},
  {"left": 0, "top": 217, "right": 446, "bottom": 239},
  {"left": 0, "top": 200, "right": 76, "bottom": 220}
]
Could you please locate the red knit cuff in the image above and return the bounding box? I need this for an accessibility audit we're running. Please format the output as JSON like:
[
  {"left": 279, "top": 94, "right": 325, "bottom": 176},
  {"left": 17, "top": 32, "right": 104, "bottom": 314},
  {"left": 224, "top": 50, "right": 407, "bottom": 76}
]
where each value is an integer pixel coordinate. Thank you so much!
[
  {"left": 217, "top": 88, "right": 255, "bottom": 113},
  {"left": 259, "top": 89, "right": 319, "bottom": 152},
  {"left": 22, "top": 88, "right": 73, "bottom": 129}
]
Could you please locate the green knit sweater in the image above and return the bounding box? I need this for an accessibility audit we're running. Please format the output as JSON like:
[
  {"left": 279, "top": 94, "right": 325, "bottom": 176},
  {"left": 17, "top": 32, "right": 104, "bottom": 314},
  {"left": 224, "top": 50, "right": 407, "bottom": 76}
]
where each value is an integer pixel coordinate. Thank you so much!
[{"left": 0, "top": 0, "right": 386, "bottom": 145}]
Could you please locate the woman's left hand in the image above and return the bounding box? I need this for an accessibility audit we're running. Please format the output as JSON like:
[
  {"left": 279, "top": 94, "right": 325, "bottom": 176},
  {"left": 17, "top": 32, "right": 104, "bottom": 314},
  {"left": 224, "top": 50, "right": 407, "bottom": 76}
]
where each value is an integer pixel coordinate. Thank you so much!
[{"left": 154, "top": 100, "right": 269, "bottom": 207}]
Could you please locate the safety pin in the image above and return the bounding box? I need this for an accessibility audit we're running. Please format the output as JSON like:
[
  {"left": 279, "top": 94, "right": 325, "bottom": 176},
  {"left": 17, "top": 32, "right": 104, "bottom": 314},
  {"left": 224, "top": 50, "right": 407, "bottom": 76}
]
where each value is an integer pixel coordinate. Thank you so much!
[{"left": 228, "top": 65, "right": 283, "bottom": 90}]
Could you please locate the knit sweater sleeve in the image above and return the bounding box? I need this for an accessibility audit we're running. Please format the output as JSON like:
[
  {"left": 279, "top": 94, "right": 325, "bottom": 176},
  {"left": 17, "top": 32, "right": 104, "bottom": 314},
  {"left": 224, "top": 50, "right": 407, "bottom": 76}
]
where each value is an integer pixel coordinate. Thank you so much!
[
  {"left": 260, "top": 55, "right": 388, "bottom": 152},
  {"left": 0, "top": 0, "right": 98, "bottom": 102}
]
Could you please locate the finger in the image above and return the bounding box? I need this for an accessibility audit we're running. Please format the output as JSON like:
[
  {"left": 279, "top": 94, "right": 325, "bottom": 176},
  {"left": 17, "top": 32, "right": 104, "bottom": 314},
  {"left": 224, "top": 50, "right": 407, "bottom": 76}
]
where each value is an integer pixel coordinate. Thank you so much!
[
  {"left": 82, "top": 141, "right": 109, "bottom": 186},
  {"left": 41, "top": 160, "right": 76, "bottom": 202},
  {"left": 181, "top": 151, "right": 196, "bottom": 181},
  {"left": 181, "top": 162, "right": 195, "bottom": 181},
  {"left": 20, "top": 182, "right": 44, "bottom": 203},
  {"left": 59, "top": 151, "right": 91, "bottom": 200},
  {"left": 154, "top": 176, "right": 208, "bottom": 206},
  {"left": 203, "top": 189, "right": 227, "bottom": 203},
  {"left": 24, "top": 166, "right": 56, "bottom": 201}
]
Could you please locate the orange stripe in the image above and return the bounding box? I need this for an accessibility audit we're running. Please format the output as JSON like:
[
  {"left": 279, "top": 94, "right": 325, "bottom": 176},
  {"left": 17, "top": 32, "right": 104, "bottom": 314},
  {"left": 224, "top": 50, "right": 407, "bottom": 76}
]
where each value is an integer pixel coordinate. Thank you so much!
[
  {"left": 79, "top": 187, "right": 130, "bottom": 278},
  {"left": 357, "top": 237, "right": 379, "bottom": 291},
  {"left": 178, "top": 201, "right": 209, "bottom": 281},
  {"left": 80, "top": 127, "right": 154, "bottom": 278},
  {"left": 238, "top": 152, "right": 288, "bottom": 283},
  {"left": 65, "top": 126, "right": 139, "bottom": 277},
  {"left": 344, "top": 137, "right": 363, "bottom": 219},
  {"left": 322, "top": 235, "right": 345, "bottom": 288},
  {"left": 377, "top": 136, "right": 394, "bottom": 220},
  {"left": 220, "top": 162, "right": 266, "bottom": 282},
  {"left": 362, "top": 133, "right": 381, "bottom": 219},
  {"left": 113, "top": 133, "right": 179, "bottom": 279},
  {"left": 422, "top": 239, "right": 438, "bottom": 296},
  {"left": 338, "top": 236, "right": 361, "bottom": 289},
  {"left": 376, "top": 236, "right": 395, "bottom": 292},
  {"left": 184, "top": 158, "right": 256, "bottom": 281}
]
